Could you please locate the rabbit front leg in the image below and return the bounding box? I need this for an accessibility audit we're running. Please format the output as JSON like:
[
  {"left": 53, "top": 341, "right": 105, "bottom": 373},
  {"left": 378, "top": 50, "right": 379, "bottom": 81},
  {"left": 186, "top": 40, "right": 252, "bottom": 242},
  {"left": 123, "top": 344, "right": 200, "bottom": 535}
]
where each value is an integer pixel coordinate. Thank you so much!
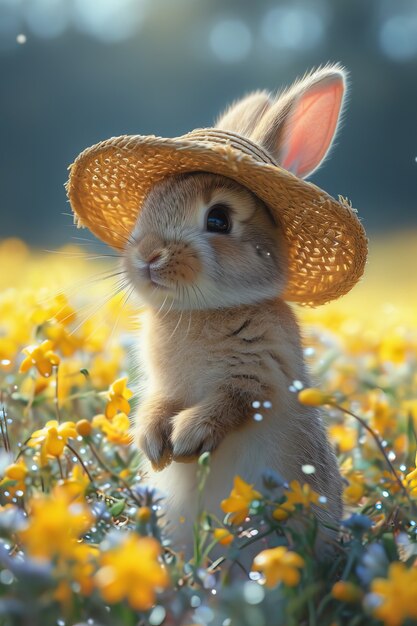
[
  {"left": 135, "top": 395, "right": 183, "bottom": 471},
  {"left": 171, "top": 387, "right": 253, "bottom": 461}
]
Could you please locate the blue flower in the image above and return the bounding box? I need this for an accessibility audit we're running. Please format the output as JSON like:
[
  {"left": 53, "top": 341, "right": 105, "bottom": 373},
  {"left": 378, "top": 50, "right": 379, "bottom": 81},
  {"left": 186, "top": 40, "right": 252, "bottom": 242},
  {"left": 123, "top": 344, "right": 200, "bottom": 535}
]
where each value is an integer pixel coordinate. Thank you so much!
[
  {"left": 342, "top": 513, "right": 373, "bottom": 532},
  {"left": 356, "top": 543, "right": 389, "bottom": 585}
]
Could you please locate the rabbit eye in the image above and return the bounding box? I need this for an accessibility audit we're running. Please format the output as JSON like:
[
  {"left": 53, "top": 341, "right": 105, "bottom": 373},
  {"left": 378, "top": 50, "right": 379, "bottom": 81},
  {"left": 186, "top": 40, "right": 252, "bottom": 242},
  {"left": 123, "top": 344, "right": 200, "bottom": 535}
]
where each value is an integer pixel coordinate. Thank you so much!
[{"left": 206, "top": 205, "right": 231, "bottom": 234}]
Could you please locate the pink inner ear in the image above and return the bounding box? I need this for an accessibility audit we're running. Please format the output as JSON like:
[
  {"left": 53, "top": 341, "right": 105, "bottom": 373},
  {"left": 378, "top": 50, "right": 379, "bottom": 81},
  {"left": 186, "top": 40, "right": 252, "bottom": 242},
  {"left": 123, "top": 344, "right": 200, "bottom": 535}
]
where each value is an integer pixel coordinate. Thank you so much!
[{"left": 280, "top": 78, "right": 344, "bottom": 179}]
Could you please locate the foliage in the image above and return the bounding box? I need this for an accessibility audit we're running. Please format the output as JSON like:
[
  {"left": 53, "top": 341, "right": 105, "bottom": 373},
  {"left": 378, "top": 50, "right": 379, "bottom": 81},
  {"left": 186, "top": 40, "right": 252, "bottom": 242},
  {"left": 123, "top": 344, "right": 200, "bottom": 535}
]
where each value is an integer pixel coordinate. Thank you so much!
[{"left": 0, "top": 237, "right": 417, "bottom": 626}]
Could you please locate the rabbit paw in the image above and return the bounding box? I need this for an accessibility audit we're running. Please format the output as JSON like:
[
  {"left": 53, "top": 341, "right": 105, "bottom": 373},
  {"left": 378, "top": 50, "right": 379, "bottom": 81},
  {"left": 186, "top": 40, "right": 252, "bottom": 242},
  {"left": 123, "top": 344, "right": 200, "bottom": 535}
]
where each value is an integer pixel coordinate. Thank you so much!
[
  {"left": 137, "top": 421, "right": 173, "bottom": 471},
  {"left": 171, "top": 408, "right": 222, "bottom": 462}
]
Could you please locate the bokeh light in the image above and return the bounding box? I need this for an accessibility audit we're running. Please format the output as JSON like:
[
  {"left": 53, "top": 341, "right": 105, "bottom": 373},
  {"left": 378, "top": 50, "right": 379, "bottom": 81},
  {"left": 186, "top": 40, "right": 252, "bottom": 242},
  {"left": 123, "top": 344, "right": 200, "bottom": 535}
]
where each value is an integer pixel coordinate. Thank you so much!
[
  {"left": 24, "top": 0, "right": 69, "bottom": 39},
  {"left": 260, "top": 2, "right": 328, "bottom": 52},
  {"left": 73, "top": 0, "right": 147, "bottom": 43},
  {"left": 379, "top": 12, "right": 417, "bottom": 61},
  {"left": 1, "top": 0, "right": 417, "bottom": 243},
  {"left": 209, "top": 18, "right": 252, "bottom": 63}
]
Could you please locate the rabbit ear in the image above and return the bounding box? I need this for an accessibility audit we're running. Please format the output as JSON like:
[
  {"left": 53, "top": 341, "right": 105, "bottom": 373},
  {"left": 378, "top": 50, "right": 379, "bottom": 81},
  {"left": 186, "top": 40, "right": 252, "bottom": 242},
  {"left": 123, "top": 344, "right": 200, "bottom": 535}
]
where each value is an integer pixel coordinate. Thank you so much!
[
  {"left": 215, "top": 91, "right": 272, "bottom": 138},
  {"left": 252, "top": 65, "right": 347, "bottom": 178}
]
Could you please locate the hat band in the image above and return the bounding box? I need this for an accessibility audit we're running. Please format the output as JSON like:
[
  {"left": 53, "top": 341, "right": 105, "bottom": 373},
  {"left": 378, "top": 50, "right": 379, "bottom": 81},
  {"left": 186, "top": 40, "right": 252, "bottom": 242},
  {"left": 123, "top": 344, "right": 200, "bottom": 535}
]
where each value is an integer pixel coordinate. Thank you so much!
[{"left": 182, "top": 128, "right": 277, "bottom": 167}]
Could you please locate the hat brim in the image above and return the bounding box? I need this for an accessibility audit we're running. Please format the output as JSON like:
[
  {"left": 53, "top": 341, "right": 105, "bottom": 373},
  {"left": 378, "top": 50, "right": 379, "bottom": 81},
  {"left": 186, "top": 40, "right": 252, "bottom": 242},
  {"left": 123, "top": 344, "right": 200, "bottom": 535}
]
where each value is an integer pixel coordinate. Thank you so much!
[{"left": 67, "top": 132, "right": 367, "bottom": 306}]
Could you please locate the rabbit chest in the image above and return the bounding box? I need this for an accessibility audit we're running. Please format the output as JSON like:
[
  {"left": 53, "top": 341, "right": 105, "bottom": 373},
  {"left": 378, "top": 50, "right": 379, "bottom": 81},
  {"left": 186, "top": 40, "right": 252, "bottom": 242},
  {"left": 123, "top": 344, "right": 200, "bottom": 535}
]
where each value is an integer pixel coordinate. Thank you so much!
[
  {"left": 138, "top": 301, "right": 303, "bottom": 408},
  {"left": 136, "top": 301, "right": 342, "bottom": 558}
]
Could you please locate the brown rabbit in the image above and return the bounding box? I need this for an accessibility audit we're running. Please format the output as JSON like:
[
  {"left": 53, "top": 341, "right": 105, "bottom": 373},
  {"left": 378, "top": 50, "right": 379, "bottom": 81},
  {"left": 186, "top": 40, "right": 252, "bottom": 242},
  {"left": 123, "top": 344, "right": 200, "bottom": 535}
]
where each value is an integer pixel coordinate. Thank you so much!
[{"left": 123, "top": 65, "right": 347, "bottom": 560}]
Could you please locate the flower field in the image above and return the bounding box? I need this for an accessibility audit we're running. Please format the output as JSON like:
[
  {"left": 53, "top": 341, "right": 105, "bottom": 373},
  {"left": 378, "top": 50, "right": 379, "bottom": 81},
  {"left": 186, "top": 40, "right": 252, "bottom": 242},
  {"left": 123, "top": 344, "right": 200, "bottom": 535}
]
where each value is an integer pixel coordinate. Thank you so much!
[{"left": 0, "top": 232, "right": 417, "bottom": 626}]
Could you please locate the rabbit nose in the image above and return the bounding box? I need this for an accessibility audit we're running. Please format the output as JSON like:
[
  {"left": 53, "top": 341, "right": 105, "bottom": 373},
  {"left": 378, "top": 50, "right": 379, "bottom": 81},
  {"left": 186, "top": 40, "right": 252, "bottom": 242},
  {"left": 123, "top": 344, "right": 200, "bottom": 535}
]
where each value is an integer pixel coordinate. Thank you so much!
[
  {"left": 147, "top": 250, "right": 163, "bottom": 266},
  {"left": 137, "top": 234, "right": 166, "bottom": 266}
]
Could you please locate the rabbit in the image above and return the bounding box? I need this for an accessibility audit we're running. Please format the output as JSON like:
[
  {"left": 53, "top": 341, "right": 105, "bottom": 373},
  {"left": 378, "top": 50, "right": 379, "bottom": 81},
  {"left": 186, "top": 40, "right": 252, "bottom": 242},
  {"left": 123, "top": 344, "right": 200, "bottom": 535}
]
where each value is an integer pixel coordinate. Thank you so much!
[{"left": 123, "top": 65, "right": 346, "bottom": 563}]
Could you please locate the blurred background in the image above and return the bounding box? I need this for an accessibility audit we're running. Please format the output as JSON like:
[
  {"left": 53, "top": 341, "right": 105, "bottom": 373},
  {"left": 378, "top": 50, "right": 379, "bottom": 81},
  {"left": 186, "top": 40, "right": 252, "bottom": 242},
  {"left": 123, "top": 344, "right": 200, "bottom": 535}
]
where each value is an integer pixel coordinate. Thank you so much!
[{"left": 1, "top": 0, "right": 417, "bottom": 247}]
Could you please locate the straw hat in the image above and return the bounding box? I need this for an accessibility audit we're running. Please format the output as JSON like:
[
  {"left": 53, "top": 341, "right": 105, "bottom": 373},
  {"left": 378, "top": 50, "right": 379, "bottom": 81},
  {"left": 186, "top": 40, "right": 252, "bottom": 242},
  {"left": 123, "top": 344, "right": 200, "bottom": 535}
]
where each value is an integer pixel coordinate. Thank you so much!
[{"left": 67, "top": 127, "right": 367, "bottom": 307}]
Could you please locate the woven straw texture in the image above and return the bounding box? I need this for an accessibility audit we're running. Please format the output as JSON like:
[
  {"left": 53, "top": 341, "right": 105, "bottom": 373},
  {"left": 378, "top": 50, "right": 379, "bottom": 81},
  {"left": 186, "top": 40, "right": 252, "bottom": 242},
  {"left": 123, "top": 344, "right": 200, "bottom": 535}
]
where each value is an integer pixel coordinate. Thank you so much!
[{"left": 67, "top": 128, "right": 367, "bottom": 306}]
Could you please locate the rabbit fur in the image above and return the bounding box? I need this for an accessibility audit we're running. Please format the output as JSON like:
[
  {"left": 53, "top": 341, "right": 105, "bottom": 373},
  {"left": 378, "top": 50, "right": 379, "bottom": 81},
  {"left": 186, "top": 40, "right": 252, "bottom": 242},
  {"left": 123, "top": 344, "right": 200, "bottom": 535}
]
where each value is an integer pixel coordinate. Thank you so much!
[{"left": 123, "top": 65, "right": 347, "bottom": 562}]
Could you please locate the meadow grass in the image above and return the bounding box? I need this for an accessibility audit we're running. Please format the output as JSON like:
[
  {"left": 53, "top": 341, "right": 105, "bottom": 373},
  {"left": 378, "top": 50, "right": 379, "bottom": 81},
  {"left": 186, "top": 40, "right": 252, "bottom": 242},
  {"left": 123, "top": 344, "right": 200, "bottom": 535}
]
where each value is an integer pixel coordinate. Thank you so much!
[{"left": 0, "top": 233, "right": 416, "bottom": 626}]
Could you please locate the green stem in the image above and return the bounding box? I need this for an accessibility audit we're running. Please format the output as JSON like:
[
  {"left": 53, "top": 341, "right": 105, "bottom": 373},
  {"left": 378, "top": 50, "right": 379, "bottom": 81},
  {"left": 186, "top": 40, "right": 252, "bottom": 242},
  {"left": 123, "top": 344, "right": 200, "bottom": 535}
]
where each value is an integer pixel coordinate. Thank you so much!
[
  {"left": 53, "top": 364, "right": 61, "bottom": 423},
  {"left": 66, "top": 390, "right": 106, "bottom": 403},
  {"left": 66, "top": 443, "right": 95, "bottom": 485},
  {"left": 308, "top": 595, "right": 316, "bottom": 626},
  {"left": 57, "top": 456, "right": 64, "bottom": 479},
  {"left": 15, "top": 438, "right": 32, "bottom": 461},
  {"left": 316, "top": 593, "right": 334, "bottom": 620},
  {"left": 332, "top": 402, "right": 413, "bottom": 506},
  {"left": 208, "top": 525, "right": 274, "bottom": 572},
  {"left": 86, "top": 440, "right": 141, "bottom": 505},
  {"left": 0, "top": 391, "right": 11, "bottom": 453},
  {"left": 340, "top": 542, "right": 357, "bottom": 580}
]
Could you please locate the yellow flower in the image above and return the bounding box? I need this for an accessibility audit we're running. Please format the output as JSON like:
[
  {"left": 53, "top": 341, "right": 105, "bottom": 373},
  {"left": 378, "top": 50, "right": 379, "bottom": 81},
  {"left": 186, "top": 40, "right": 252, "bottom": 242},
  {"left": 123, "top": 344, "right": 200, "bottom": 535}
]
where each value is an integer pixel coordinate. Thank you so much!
[
  {"left": 19, "top": 374, "right": 50, "bottom": 398},
  {"left": 51, "top": 293, "right": 77, "bottom": 326},
  {"left": 393, "top": 433, "right": 407, "bottom": 457},
  {"left": 105, "top": 377, "right": 133, "bottom": 419},
  {"left": 403, "top": 399, "right": 417, "bottom": 427},
  {"left": 379, "top": 329, "right": 408, "bottom": 364},
  {"left": 54, "top": 542, "right": 99, "bottom": 607},
  {"left": 137, "top": 506, "right": 152, "bottom": 523},
  {"left": 30, "top": 293, "right": 76, "bottom": 327},
  {"left": 272, "top": 502, "right": 294, "bottom": 521},
  {"left": 18, "top": 486, "right": 93, "bottom": 559},
  {"left": 213, "top": 528, "right": 234, "bottom": 546},
  {"left": 76, "top": 419, "right": 92, "bottom": 437},
  {"left": 63, "top": 542, "right": 99, "bottom": 597},
  {"left": 77, "top": 319, "right": 110, "bottom": 353},
  {"left": 56, "top": 464, "right": 90, "bottom": 501},
  {"left": 405, "top": 453, "right": 417, "bottom": 498},
  {"left": 0, "top": 336, "right": 16, "bottom": 369},
  {"left": 252, "top": 546, "right": 305, "bottom": 588},
  {"left": 298, "top": 388, "right": 332, "bottom": 407},
  {"left": 0, "top": 459, "right": 28, "bottom": 496},
  {"left": 19, "top": 340, "right": 60, "bottom": 378},
  {"left": 365, "top": 390, "right": 396, "bottom": 435},
  {"left": 284, "top": 480, "right": 322, "bottom": 509},
  {"left": 95, "top": 535, "right": 169, "bottom": 610},
  {"left": 90, "top": 349, "right": 124, "bottom": 388},
  {"left": 54, "top": 579, "right": 72, "bottom": 609},
  {"left": 220, "top": 476, "right": 262, "bottom": 525},
  {"left": 328, "top": 423, "right": 357, "bottom": 453},
  {"left": 56, "top": 359, "right": 86, "bottom": 402},
  {"left": 332, "top": 581, "right": 363, "bottom": 603},
  {"left": 4, "top": 460, "right": 28, "bottom": 482},
  {"left": 44, "top": 321, "right": 80, "bottom": 357},
  {"left": 27, "top": 419, "right": 77, "bottom": 466},
  {"left": 370, "top": 562, "right": 417, "bottom": 626},
  {"left": 93, "top": 413, "right": 131, "bottom": 445},
  {"left": 343, "top": 473, "right": 365, "bottom": 505}
]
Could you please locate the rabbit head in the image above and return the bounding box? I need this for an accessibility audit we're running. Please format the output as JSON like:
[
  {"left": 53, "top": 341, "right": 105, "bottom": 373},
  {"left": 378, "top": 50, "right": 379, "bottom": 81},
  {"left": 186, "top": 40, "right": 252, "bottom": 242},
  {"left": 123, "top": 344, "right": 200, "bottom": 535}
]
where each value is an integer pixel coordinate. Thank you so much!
[
  {"left": 124, "top": 64, "right": 346, "bottom": 311},
  {"left": 124, "top": 172, "right": 285, "bottom": 310}
]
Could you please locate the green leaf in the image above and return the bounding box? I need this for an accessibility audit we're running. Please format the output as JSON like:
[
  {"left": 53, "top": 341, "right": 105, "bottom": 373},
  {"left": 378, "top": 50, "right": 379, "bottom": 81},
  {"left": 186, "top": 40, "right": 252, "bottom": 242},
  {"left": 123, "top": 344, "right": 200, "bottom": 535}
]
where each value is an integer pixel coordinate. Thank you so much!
[{"left": 110, "top": 499, "right": 125, "bottom": 517}]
